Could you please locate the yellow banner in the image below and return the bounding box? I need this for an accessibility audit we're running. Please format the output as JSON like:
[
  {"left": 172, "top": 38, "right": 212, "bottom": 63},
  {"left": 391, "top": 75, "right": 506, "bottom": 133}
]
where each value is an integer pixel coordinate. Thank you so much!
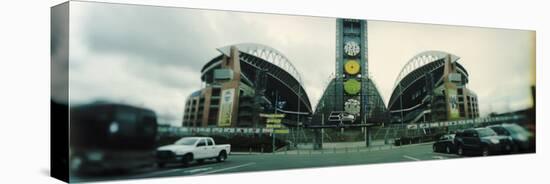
[
  {"left": 273, "top": 129, "right": 289, "bottom": 134},
  {"left": 218, "top": 88, "right": 235, "bottom": 127},
  {"left": 259, "top": 113, "right": 285, "bottom": 118},
  {"left": 266, "top": 119, "right": 282, "bottom": 124},
  {"left": 266, "top": 124, "right": 283, "bottom": 128}
]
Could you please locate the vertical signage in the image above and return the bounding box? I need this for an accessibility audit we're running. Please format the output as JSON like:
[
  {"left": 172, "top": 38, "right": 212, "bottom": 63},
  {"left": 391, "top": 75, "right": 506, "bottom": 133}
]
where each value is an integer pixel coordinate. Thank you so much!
[
  {"left": 337, "top": 19, "right": 367, "bottom": 123},
  {"left": 218, "top": 88, "right": 235, "bottom": 127},
  {"left": 446, "top": 87, "right": 460, "bottom": 119}
]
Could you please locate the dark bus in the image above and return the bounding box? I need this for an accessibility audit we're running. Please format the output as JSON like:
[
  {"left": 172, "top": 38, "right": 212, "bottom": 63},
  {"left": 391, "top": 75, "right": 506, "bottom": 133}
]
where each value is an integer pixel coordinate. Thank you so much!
[{"left": 69, "top": 103, "right": 158, "bottom": 174}]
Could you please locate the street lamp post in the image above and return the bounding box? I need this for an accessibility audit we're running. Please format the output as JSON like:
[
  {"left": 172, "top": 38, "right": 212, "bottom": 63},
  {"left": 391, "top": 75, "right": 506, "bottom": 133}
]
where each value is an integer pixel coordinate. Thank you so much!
[{"left": 297, "top": 84, "right": 301, "bottom": 144}]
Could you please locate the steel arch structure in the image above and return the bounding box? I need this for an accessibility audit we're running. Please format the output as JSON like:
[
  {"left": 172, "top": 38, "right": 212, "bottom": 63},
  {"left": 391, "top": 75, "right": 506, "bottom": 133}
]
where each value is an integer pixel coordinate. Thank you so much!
[
  {"left": 388, "top": 51, "right": 467, "bottom": 109},
  {"left": 201, "top": 43, "right": 312, "bottom": 114},
  {"left": 310, "top": 76, "right": 388, "bottom": 125},
  {"left": 393, "top": 51, "right": 461, "bottom": 88},
  {"left": 216, "top": 43, "right": 305, "bottom": 86}
]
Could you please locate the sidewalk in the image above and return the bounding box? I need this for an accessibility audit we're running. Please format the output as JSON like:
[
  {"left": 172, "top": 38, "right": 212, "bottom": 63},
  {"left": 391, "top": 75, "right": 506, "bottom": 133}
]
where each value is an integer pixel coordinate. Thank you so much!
[{"left": 230, "top": 141, "right": 434, "bottom": 156}]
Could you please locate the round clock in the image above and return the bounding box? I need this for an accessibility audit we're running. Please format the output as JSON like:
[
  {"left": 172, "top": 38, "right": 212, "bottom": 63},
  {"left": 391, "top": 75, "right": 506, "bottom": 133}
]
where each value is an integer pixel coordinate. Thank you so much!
[
  {"left": 344, "top": 99, "right": 360, "bottom": 115},
  {"left": 344, "top": 41, "right": 360, "bottom": 56},
  {"left": 344, "top": 79, "right": 361, "bottom": 95},
  {"left": 344, "top": 59, "right": 360, "bottom": 75}
]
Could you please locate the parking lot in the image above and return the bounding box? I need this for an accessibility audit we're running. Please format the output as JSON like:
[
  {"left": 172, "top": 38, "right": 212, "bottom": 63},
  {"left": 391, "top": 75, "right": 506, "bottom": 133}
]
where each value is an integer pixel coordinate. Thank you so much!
[{"left": 71, "top": 142, "right": 466, "bottom": 183}]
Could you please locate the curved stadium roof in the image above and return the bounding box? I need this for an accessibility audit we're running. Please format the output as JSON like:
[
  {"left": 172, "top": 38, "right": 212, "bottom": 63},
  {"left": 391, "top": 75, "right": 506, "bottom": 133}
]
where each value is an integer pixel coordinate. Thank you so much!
[
  {"left": 393, "top": 51, "right": 461, "bottom": 88},
  {"left": 215, "top": 43, "right": 305, "bottom": 86},
  {"left": 201, "top": 43, "right": 312, "bottom": 113},
  {"left": 388, "top": 50, "right": 469, "bottom": 108}
]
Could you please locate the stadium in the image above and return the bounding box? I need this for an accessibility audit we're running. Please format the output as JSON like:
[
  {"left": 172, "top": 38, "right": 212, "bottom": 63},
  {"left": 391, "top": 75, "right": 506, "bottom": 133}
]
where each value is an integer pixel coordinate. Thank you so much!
[
  {"left": 310, "top": 76, "right": 389, "bottom": 126},
  {"left": 182, "top": 43, "right": 312, "bottom": 128},
  {"left": 387, "top": 51, "right": 479, "bottom": 125}
]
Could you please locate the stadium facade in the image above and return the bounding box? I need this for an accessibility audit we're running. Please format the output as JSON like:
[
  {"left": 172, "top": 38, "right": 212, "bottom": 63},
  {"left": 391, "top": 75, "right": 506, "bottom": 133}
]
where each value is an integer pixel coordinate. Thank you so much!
[
  {"left": 181, "top": 22, "right": 479, "bottom": 129},
  {"left": 311, "top": 77, "right": 388, "bottom": 125},
  {"left": 182, "top": 43, "right": 312, "bottom": 128},
  {"left": 309, "top": 19, "right": 389, "bottom": 126},
  {"left": 388, "top": 51, "right": 479, "bottom": 125}
]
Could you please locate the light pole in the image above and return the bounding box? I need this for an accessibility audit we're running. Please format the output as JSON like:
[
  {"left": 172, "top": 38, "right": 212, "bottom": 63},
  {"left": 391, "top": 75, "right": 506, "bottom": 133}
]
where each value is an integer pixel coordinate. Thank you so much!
[
  {"left": 297, "top": 84, "right": 301, "bottom": 144},
  {"left": 399, "top": 83, "right": 404, "bottom": 128},
  {"left": 272, "top": 90, "right": 279, "bottom": 153}
]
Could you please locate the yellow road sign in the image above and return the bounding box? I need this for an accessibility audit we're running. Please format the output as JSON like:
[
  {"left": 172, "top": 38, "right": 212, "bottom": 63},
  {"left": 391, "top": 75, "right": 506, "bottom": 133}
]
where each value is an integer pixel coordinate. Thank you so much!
[
  {"left": 266, "top": 119, "right": 282, "bottom": 124},
  {"left": 266, "top": 124, "right": 283, "bottom": 128},
  {"left": 273, "top": 129, "right": 289, "bottom": 134},
  {"left": 259, "top": 113, "right": 286, "bottom": 118}
]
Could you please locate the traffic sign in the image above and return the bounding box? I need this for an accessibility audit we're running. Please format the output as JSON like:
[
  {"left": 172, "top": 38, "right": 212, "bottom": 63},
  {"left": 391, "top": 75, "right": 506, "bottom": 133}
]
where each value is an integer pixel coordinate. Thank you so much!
[
  {"left": 259, "top": 113, "right": 286, "bottom": 118},
  {"left": 266, "top": 118, "right": 282, "bottom": 124},
  {"left": 266, "top": 124, "right": 283, "bottom": 128},
  {"left": 274, "top": 129, "right": 289, "bottom": 134}
]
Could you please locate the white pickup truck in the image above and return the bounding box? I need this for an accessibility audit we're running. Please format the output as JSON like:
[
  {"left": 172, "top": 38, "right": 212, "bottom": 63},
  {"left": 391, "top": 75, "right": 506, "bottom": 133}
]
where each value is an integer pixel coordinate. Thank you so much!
[{"left": 156, "top": 137, "right": 230, "bottom": 167}]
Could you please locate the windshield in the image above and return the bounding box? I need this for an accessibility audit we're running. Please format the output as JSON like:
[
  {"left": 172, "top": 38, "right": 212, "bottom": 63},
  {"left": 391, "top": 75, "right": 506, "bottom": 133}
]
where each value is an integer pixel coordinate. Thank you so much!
[
  {"left": 477, "top": 128, "right": 497, "bottom": 137},
  {"left": 504, "top": 125, "right": 529, "bottom": 135},
  {"left": 490, "top": 127, "right": 508, "bottom": 135},
  {"left": 175, "top": 138, "right": 199, "bottom": 145},
  {"left": 70, "top": 104, "right": 158, "bottom": 150}
]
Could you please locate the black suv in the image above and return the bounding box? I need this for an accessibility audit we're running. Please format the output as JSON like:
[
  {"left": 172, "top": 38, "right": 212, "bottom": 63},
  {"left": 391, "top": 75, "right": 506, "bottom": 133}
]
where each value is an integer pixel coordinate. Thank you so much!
[
  {"left": 488, "top": 124, "right": 534, "bottom": 153},
  {"left": 433, "top": 134, "right": 456, "bottom": 154},
  {"left": 454, "top": 128, "right": 513, "bottom": 156}
]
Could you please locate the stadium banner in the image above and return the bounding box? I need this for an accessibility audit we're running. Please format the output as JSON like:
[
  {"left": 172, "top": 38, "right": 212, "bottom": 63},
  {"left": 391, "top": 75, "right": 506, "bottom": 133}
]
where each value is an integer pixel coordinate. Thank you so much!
[
  {"left": 218, "top": 88, "right": 235, "bottom": 127},
  {"left": 446, "top": 87, "right": 460, "bottom": 119}
]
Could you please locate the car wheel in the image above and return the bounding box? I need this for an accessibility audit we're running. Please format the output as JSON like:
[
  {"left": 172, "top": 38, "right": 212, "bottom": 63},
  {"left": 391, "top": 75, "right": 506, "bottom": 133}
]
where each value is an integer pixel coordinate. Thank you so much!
[
  {"left": 482, "top": 146, "right": 490, "bottom": 156},
  {"left": 445, "top": 145, "right": 451, "bottom": 154},
  {"left": 182, "top": 154, "right": 193, "bottom": 166},
  {"left": 216, "top": 151, "right": 227, "bottom": 162},
  {"left": 457, "top": 145, "right": 464, "bottom": 156},
  {"left": 157, "top": 162, "right": 165, "bottom": 168},
  {"left": 512, "top": 144, "right": 519, "bottom": 153}
]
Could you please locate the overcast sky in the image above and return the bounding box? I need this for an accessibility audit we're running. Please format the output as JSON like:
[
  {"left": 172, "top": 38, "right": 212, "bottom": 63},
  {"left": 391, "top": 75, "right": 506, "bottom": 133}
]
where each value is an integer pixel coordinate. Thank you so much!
[{"left": 63, "top": 1, "right": 535, "bottom": 126}]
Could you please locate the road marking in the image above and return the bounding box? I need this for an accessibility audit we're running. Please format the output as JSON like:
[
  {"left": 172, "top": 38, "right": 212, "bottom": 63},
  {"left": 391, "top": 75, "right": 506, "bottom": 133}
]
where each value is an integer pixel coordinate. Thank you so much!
[
  {"left": 432, "top": 156, "right": 447, "bottom": 159},
  {"left": 134, "top": 165, "right": 214, "bottom": 178},
  {"left": 135, "top": 168, "right": 186, "bottom": 178},
  {"left": 194, "top": 162, "right": 256, "bottom": 176},
  {"left": 403, "top": 155, "right": 421, "bottom": 161},
  {"left": 185, "top": 167, "right": 212, "bottom": 173}
]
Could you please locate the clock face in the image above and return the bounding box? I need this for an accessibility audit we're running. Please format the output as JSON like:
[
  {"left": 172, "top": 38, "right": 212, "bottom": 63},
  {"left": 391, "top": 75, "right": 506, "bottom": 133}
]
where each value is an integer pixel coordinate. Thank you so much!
[
  {"left": 344, "top": 41, "right": 360, "bottom": 56},
  {"left": 344, "top": 99, "right": 361, "bottom": 115},
  {"left": 344, "top": 79, "right": 361, "bottom": 95},
  {"left": 344, "top": 59, "right": 360, "bottom": 75}
]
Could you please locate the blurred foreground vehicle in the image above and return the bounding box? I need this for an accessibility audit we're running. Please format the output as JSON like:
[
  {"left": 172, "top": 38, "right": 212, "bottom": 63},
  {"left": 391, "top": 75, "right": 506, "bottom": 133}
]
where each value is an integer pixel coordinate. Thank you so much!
[
  {"left": 433, "top": 134, "right": 456, "bottom": 154},
  {"left": 488, "top": 124, "right": 534, "bottom": 153},
  {"left": 454, "top": 128, "right": 513, "bottom": 156},
  {"left": 69, "top": 103, "right": 158, "bottom": 174},
  {"left": 156, "top": 137, "right": 231, "bottom": 167}
]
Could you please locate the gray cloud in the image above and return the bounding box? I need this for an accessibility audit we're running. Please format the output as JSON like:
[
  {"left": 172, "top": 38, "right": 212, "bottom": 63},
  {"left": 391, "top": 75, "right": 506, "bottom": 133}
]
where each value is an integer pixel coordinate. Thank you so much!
[
  {"left": 79, "top": 3, "right": 221, "bottom": 69},
  {"left": 51, "top": 3, "right": 70, "bottom": 104},
  {"left": 67, "top": 2, "right": 534, "bottom": 126},
  {"left": 68, "top": 2, "right": 334, "bottom": 126}
]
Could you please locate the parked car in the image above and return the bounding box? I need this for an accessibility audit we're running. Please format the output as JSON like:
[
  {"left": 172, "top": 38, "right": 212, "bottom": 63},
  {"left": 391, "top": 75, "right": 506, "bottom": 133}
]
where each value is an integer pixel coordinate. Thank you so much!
[
  {"left": 69, "top": 103, "right": 158, "bottom": 174},
  {"left": 433, "top": 134, "right": 456, "bottom": 154},
  {"left": 454, "top": 128, "right": 513, "bottom": 156},
  {"left": 340, "top": 113, "right": 355, "bottom": 122},
  {"left": 328, "top": 112, "right": 341, "bottom": 122},
  {"left": 156, "top": 137, "right": 231, "bottom": 167},
  {"left": 488, "top": 124, "right": 534, "bottom": 153},
  {"left": 328, "top": 111, "right": 355, "bottom": 122}
]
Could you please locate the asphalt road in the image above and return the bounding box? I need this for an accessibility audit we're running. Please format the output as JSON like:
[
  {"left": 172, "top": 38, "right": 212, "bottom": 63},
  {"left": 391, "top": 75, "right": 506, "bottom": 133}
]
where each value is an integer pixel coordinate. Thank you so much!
[{"left": 71, "top": 143, "right": 462, "bottom": 183}]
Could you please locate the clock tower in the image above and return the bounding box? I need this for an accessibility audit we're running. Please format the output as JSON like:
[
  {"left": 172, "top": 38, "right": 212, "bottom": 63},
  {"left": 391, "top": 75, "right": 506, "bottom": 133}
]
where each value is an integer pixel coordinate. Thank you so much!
[{"left": 335, "top": 18, "right": 368, "bottom": 124}]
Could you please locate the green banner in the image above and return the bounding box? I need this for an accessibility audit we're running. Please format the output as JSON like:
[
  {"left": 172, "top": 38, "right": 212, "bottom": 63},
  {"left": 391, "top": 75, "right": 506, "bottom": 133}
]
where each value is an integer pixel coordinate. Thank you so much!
[
  {"left": 218, "top": 88, "right": 235, "bottom": 127},
  {"left": 447, "top": 87, "right": 460, "bottom": 119}
]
